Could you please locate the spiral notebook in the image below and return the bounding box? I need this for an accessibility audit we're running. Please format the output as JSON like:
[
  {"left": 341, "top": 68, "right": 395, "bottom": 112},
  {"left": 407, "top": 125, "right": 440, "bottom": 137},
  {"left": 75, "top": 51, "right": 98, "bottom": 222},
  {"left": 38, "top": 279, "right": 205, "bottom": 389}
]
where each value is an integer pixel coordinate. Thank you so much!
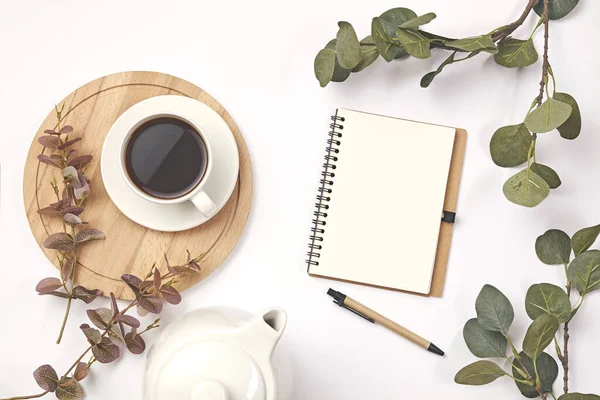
[{"left": 306, "top": 109, "right": 466, "bottom": 296}]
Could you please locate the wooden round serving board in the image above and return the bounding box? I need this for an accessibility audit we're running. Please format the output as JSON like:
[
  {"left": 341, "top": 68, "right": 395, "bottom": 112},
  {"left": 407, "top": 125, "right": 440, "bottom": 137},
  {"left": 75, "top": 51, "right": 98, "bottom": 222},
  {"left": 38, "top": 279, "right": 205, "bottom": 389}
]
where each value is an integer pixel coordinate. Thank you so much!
[{"left": 23, "top": 71, "right": 252, "bottom": 300}]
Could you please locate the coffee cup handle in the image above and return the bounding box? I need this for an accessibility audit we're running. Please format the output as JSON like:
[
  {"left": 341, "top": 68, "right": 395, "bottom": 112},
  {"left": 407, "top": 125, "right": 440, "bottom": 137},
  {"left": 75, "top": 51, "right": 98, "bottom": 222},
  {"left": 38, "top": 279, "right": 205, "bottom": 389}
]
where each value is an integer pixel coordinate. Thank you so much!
[{"left": 191, "top": 190, "right": 218, "bottom": 218}]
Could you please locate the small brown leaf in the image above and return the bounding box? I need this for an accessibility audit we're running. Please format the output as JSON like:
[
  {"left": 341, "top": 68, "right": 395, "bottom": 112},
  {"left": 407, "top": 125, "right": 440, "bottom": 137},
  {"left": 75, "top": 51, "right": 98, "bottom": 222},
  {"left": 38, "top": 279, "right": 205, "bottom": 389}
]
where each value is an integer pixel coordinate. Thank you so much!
[
  {"left": 125, "top": 332, "right": 146, "bottom": 354},
  {"left": 43, "top": 232, "right": 75, "bottom": 252},
  {"left": 58, "top": 137, "right": 81, "bottom": 150},
  {"left": 37, "top": 207, "right": 64, "bottom": 217},
  {"left": 92, "top": 337, "right": 120, "bottom": 363},
  {"left": 160, "top": 285, "right": 182, "bottom": 305},
  {"left": 75, "top": 229, "right": 105, "bottom": 244},
  {"left": 67, "top": 155, "right": 92, "bottom": 170},
  {"left": 55, "top": 376, "right": 83, "bottom": 400},
  {"left": 61, "top": 259, "right": 74, "bottom": 281},
  {"left": 121, "top": 274, "right": 143, "bottom": 292},
  {"left": 41, "top": 291, "right": 71, "bottom": 299},
  {"left": 60, "top": 125, "right": 74, "bottom": 134},
  {"left": 153, "top": 268, "right": 161, "bottom": 292},
  {"left": 165, "top": 253, "right": 176, "bottom": 274},
  {"left": 37, "top": 154, "right": 62, "bottom": 168},
  {"left": 58, "top": 138, "right": 81, "bottom": 150},
  {"left": 115, "top": 315, "right": 140, "bottom": 328},
  {"left": 79, "top": 323, "right": 102, "bottom": 344},
  {"left": 50, "top": 198, "right": 69, "bottom": 209},
  {"left": 86, "top": 308, "right": 112, "bottom": 329},
  {"left": 38, "top": 136, "right": 60, "bottom": 149},
  {"left": 140, "top": 281, "right": 153, "bottom": 293},
  {"left": 73, "top": 362, "right": 89, "bottom": 381},
  {"left": 109, "top": 292, "right": 126, "bottom": 338},
  {"left": 44, "top": 129, "right": 61, "bottom": 135},
  {"left": 109, "top": 292, "right": 120, "bottom": 317},
  {"left": 72, "top": 286, "right": 103, "bottom": 304},
  {"left": 63, "top": 213, "right": 83, "bottom": 227},
  {"left": 35, "top": 277, "right": 63, "bottom": 294},
  {"left": 138, "top": 294, "right": 163, "bottom": 314},
  {"left": 66, "top": 149, "right": 77, "bottom": 159},
  {"left": 33, "top": 364, "right": 59, "bottom": 392}
]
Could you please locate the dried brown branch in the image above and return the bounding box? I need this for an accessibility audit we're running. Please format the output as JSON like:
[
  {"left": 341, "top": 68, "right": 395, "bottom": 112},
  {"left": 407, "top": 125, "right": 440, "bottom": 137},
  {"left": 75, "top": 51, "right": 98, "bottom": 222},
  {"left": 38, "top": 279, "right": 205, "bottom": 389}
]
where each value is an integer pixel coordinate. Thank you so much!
[
  {"left": 492, "top": 0, "right": 540, "bottom": 43},
  {"left": 536, "top": 0, "right": 551, "bottom": 106}
]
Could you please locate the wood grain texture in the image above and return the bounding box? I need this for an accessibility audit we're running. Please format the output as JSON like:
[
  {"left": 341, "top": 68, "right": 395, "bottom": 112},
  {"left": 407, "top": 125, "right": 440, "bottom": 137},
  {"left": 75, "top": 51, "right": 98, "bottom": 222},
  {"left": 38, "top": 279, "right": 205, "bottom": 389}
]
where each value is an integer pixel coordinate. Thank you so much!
[{"left": 23, "top": 71, "right": 252, "bottom": 300}]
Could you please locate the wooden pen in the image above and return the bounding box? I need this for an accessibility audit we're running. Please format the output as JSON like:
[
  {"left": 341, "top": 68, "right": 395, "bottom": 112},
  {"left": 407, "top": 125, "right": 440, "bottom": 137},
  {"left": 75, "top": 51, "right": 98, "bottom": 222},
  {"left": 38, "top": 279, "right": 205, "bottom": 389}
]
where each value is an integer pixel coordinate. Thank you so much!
[{"left": 327, "top": 288, "right": 444, "bottom": 356}]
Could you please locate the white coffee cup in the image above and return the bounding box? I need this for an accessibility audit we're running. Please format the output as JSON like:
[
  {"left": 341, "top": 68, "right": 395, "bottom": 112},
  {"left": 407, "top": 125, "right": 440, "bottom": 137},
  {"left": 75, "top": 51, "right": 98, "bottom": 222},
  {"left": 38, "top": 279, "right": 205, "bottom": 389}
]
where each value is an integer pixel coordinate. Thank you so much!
[{"left": 119, "top": 113, "right": 218, "bottom": 218}]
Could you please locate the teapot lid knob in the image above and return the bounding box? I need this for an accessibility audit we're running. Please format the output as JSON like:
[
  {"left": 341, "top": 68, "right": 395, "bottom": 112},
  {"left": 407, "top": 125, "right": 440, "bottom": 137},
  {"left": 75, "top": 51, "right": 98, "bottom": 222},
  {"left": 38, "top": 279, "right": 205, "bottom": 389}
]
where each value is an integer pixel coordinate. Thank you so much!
[{"left": 192, "top": 379, "right": 229, "bottom": 400}]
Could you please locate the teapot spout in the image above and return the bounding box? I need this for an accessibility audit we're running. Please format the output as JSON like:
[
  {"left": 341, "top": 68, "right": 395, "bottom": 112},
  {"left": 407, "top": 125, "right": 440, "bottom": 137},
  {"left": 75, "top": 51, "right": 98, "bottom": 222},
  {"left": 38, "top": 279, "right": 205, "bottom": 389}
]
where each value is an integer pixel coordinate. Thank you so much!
[{"left": 240, "top": 308, "right": 287, "bottom": 358}]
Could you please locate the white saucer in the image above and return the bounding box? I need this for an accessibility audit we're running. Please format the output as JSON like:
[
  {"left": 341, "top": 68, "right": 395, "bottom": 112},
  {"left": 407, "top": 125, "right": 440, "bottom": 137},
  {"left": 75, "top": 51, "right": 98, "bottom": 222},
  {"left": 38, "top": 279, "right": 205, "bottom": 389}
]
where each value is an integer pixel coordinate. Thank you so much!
[{"left": 101, "top": 96, "right": 239, "bottom": 232}]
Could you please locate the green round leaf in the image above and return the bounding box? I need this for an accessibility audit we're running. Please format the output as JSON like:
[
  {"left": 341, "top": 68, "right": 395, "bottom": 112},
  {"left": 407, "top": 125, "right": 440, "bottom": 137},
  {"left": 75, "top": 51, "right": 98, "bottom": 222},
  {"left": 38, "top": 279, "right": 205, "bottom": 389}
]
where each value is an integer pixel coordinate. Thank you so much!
[
  {"left": 447, "top": 35, "right": 498, "bottom": 54},
  {"left": 371, "top": 17, "right": 401, "bottom": 62},
  {"left": 525, "top": 98, "right": 573, "bottom": 134},
  {"left": 494, "top": 38, "right": 538, "bottom": 68},
  {"left": 421, "top": 52, "right": 456, "bottom": 88},
  {"left": 525, "top": 283, "right": 571, "bottom": 323},
  {"left": 352, "top": 36, "right": 380, "bottom": 73},
  {"left": 567, "top": 250, "right": 600, "bottom": 295},
  {"left": 572, "top": 224, "right": 600, "bottom": 256},
  {"left": 395, "top": 28, "right": 432, "bottom": 59},
  {"left": 332, "top": 61, "right": 351, "bottom": 82},
  {"left": 490, "top": 123, "right": 533, "bottom": 168},
  {"left": 399, "top": 12, "right": 437, "bottom": 29},
  {"left": 530, "top": 163, "right": 561, "bottom": 189},
  {"left": 503, "top": 169, "right": 550, "bottom": 208},
  {"left": 335, "top": 21, "right": 362, "bottom": 70},
  {"left": 523, "top": 314, "right": 559, "bottom": 360},
  {"left": 314, "top": 48, "right": 336, "bottom": 87},
  {"left": 475, "top": 284, "right": 514, "bottom": 336},
  {"left": 534, "top": 0, "right": 579, "bottom": 20},
  {"left": 554, "top": 92, "right": 581, "bottom": 139},
  {"left": 535, "top": 229, "right": 571, "bottom": 265},
  {"left": 376, "top": 8, "right": 417, "bottom": 61},
  {"left": 455, "top": 360, "right": 506, "bottom": 386},
  {"left": 463, "top": 318, "right": 507, "bottom": 358},
  {"left": 513, "top": 352, "right": 558, "bottom": 398},
  {"left": 559, "top": 394, "right": 600, "bottom": 400}
]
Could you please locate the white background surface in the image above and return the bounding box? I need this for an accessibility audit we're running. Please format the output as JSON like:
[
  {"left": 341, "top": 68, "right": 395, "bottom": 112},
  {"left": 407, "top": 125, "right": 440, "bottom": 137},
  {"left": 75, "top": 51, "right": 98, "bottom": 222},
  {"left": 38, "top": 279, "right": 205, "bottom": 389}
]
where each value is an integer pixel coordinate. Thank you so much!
[{"left": 0, "top": 0, "right": 599, "bottom": 399}]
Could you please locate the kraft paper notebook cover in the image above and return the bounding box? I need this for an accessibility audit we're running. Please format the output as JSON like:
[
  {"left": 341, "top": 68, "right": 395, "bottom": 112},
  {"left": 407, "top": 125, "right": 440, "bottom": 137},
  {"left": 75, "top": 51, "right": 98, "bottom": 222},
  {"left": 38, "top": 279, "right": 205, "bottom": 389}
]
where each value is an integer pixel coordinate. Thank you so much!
[{"left": 306, "top": 109, "right": 466, "bottom": 297}]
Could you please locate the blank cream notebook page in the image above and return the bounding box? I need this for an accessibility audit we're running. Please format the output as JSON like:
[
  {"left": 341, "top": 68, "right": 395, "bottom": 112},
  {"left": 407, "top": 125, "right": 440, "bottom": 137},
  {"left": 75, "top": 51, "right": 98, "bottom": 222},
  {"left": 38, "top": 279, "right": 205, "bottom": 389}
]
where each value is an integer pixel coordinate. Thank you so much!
[{"left": 308, "top": 109, "right": 456, "bottom": 294}]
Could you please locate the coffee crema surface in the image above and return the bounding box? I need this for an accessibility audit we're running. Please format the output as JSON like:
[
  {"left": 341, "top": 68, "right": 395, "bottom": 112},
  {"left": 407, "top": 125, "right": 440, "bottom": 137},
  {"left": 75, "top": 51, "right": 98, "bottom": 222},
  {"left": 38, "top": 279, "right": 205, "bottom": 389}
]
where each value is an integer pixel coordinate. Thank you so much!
[{"left": 125, "top": 117, "right": 208, "bottom": 199}]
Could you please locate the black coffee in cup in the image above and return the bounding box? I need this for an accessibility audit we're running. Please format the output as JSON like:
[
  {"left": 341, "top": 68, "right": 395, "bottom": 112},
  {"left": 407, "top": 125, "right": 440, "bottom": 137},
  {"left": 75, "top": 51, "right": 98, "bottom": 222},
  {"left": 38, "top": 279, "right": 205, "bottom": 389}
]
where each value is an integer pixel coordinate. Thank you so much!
[{"left": 125, "top": 117, "right": 208, "bottom": 199}]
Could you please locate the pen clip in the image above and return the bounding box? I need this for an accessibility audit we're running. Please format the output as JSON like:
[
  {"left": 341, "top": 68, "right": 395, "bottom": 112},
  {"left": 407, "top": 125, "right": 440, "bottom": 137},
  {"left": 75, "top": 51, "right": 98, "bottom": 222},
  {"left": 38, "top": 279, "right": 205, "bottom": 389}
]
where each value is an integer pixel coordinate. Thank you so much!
[
  {"left": 339, "top": 303, "right": 375, "bottom": 323},
  {"left": 328, "top": 288, "right": 375, "bottom": 323}
]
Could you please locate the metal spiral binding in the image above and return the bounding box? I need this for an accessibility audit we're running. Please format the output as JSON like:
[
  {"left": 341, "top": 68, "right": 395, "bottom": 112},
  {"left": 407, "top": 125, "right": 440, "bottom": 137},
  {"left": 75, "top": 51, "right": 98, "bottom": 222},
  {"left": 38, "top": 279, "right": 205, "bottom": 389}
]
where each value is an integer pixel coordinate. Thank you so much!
[{"left": 306, "top": 113, "right": 344, "bottom": 268}]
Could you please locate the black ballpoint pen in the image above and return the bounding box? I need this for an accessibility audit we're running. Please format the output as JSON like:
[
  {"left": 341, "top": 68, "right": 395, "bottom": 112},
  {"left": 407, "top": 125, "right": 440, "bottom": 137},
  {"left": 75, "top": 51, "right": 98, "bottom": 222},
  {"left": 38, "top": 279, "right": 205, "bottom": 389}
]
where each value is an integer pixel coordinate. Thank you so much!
[{"left": 327, "top": 288, "right": 445, "bottom": 356}]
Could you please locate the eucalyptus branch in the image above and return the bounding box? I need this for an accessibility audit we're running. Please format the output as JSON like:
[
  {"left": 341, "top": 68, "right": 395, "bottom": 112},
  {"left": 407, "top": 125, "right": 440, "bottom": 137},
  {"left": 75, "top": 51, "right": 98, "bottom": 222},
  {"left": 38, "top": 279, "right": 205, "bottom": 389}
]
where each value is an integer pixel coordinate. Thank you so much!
[
  {"left": 34, "top": 104, "right": 105, "bottom": 344},
  {"left": 457, "top": 221, "right": 600, "bottom": 399},
  {"left": 1, "top": 252, "right": 203, "bottom": 400},
  {"left": 315, "top": 0, "right": 582, "bottom": 208}
]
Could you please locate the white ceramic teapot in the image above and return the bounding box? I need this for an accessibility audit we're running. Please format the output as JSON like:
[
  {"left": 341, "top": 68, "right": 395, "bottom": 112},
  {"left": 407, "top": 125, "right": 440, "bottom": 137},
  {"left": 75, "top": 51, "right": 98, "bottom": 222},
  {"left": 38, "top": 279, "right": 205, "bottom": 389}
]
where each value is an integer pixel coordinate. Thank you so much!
[{"left": 143, "top": 307, "right": 292, "bottom": 400}]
